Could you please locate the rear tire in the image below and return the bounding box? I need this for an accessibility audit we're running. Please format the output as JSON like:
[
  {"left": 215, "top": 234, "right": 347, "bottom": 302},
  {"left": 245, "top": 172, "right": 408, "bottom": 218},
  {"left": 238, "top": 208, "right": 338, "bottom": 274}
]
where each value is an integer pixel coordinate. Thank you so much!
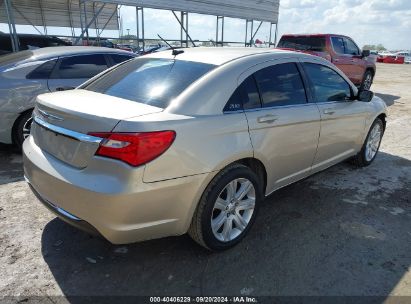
[
  {"left": 12, "top": 110, "right": 33, "bottom": 150},
  {"left": 352, "top": 118, "right": 384, "bottom": 167},
  {"left": 188, "top": 164, "right": 263, "bottom": 251},
  {"left": 360, "top": 70, "right": 374, "bottom": 91}
]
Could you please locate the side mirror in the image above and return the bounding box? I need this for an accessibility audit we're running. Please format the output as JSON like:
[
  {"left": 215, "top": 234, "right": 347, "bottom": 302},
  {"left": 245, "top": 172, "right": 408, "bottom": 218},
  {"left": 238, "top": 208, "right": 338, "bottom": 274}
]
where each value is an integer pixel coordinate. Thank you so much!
[
  {"left": 358, "top": 90, "right": 374, "bottom": 102},
  {"left": 362, "top": 50, "right": 370, "bottom": 58}
]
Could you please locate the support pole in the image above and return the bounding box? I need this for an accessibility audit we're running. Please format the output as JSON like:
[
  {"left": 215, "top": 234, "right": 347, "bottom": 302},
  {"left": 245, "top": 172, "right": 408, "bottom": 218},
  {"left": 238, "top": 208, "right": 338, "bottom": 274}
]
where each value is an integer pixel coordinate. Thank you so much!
[
  {"left": 83, "top": 2, "right": 89, "bottom": 44},
  {"left": 136, "top": 7, "right": 139, "bottom": 48},
  {"left": 74, "top": 3, "right": 106, "bottom": 45},
  {"left": 11, "top": 4, "right": 43, "bottom": 35},
  {"left": 180, "top": 11, "right": 183, "bottom": 47},
  {"left": 4, "top": 0, "right": 19, "bottom": 52},
  {"left": 39, "top": 0, "right": 47, "bottom": 35},
  {"left": 216, "top": 16, "right": 224, "bottom": 46},
  {"left": 274, "top": 23, "right": 278, "bottom": 46},
  {"left": 251, "top": 21, "right": 263, "bottom": 41},
  {"left": 141, "top": 7, "right": 145, "bottom": 50},
  {"left": 67, "top": 0, "right": 75, "bottom": 37},
  {"left": 99, "top": 5, "right": 117, "bottom": 36},
  {"left": 135, "top": 7, "right": 144, "bottom": 50},
  {"left": 172, "top": 11, "right": 195, "bottom": 47}
]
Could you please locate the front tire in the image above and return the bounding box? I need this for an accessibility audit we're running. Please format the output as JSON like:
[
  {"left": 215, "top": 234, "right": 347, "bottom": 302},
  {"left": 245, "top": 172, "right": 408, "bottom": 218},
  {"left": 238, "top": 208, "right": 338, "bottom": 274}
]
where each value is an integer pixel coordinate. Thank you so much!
[
  {"left": 188, "top": 164, "right": 263, "bottom": 251},
  {"left": 12, "top": 111, "right": 33, "bottom": 150},
  {"left": 352, "top": 118, "right": 384, "bottom": 167},
  {"left": 360, "top": 70, "right": 374, "bottom": 91}
]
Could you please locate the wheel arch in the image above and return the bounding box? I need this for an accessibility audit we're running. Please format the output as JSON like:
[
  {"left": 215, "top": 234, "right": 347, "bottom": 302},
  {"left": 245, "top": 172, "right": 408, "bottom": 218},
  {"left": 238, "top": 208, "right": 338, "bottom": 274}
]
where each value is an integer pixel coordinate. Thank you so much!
[
  {"left": 11, "top": 108, "right": 34, "bottom": 145},
  {"left": 377, "top": 113, "right": 387, "bottom": 131},
  {"left": 366, "top": 67, "right": 375, "bottom": 76}
]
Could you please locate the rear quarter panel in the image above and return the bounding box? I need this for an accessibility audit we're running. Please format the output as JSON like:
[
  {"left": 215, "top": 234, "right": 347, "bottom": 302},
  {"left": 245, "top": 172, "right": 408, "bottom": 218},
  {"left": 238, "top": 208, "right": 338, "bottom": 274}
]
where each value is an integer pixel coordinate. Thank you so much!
[
  {"left": 0, "top": 62, "right": 49, "bottom": 114},
  {"left": 114, "top": 111, "right": 254, "bottom": 183}
]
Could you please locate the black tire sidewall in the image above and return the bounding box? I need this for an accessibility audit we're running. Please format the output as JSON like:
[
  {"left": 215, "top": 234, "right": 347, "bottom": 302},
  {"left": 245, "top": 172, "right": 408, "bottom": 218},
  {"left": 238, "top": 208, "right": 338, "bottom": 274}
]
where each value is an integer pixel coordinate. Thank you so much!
[
  {"left": 200, "top": 166, "right": 263, "bottom": 251},
  {"left": 12, "top": 111, "right": 33, "bottom": 149},
  {"left": 360, "top": 118, "right": 384, "bottom": 165},
  {"left": 360, "top": 70, "right": 373, "bottom": 91}
]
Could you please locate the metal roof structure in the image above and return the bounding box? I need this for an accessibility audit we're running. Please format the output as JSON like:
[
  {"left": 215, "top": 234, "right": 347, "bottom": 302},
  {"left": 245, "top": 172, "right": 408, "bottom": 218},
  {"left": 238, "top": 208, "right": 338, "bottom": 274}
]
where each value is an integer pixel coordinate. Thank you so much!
[
  {"left": 1, "top": 0, "right": 280, "bottom": 53},
  {"left": 94, "top": 0, "right": 280, "bottom": 23},
  {"left": 0, "top": 0, "right": 119, "bottom": 31}
]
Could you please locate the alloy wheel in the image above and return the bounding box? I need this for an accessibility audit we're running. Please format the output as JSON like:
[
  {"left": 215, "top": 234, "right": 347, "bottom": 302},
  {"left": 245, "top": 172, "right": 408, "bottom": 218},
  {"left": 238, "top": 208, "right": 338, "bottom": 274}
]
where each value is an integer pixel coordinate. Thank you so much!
[
  {"left": 22, "top": 116, "right": 33, "bottom": 139},
  {"left": 211, "top": 178, "right": 256, "bottom": 242},
  {"left": 363, "top": 73, "right": 373, "bottom": 90},
  {"left": 365, "top": 123, "right": 382, "bottom": 162}
]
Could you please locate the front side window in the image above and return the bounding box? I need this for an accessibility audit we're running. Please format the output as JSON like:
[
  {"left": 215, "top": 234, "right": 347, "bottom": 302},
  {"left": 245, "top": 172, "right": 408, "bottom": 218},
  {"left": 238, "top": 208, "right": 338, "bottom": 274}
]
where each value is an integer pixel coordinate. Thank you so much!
[
  {"left": 52, "top": 54, "right": 109, "bottom": 79},
  {"left": 303, "top": 63, "right": 351, "bottom": 102},
  {"left": 253, "top": 63, "right": 307, "bottom": 108},
  {"left": 85, "top": 58, "right": 216, "bottom": 109},
  {"left": 344, "top": 38, "right": 360, "bottom": 55}
]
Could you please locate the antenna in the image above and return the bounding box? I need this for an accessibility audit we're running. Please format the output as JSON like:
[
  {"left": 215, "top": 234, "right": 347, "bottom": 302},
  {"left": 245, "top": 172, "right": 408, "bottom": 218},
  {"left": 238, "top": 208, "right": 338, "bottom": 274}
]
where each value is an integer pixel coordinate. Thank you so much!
[{"left": 157, "top": 34, "right": 185, "bottom": 56}]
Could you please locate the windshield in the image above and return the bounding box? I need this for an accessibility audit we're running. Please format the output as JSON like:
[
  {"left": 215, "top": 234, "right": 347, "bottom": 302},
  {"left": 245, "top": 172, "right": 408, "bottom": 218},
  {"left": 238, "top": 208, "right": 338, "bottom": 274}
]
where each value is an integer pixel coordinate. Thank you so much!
[
  {"left": 84, "top": 58, "right": 216, "bottom": 109},
  {"left": 278, "top": 36, "right": 326, "bottom": 52}
]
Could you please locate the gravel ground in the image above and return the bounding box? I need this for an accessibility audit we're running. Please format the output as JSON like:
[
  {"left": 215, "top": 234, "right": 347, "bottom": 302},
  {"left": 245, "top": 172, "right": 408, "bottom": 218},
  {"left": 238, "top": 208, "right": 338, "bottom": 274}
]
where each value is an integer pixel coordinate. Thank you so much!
[{"left": 0, "top": 63, "right": 410, "bottom": 300}]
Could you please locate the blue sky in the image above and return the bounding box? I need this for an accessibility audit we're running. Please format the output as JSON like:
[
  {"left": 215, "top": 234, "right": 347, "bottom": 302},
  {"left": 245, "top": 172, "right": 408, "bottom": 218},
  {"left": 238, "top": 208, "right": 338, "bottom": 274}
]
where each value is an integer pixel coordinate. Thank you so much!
[{"left": 1, "top": 0, "right": 410, "bottom": 50}]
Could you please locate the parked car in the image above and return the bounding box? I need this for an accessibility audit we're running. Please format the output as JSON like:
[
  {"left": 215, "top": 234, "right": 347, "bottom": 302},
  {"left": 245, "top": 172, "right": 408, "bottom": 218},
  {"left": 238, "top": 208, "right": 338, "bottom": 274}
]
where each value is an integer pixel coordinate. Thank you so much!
[
  {"left": 377, "top": 51, "right": 408, "bottom": 64},
  {"left": 23, "top": 48, "right": 387, "bottom": 251},
  {"left": 0, "top": 46, "right": 136, "bottom": 147},
  {"left": 277, "top": 34, "right": 376, "bottom": 90},
  {"left": 0, "top": 33, "right": 71, "bottom": 55}
]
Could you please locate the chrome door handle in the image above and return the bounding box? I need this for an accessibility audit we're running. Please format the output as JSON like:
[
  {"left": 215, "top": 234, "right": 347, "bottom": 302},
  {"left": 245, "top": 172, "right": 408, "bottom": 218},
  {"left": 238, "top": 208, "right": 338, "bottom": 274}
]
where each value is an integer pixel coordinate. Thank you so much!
[
  {"left": 257, "top": 114, "right": 278, "bottom": 124},
  {"left": 323, "top": 109, "right": 335, "bottom": 115}
]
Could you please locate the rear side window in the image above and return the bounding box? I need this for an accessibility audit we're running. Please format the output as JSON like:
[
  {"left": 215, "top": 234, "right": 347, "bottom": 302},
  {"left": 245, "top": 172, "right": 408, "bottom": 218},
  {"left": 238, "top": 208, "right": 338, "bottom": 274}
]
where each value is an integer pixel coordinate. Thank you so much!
[
  {"left": 277, "top": 36, "right": 326, "bottom": 52},
  {"left": 303, "top": 63, "right": 351, "bottom": 102},
  {"left": 224, "top": 76, "right": 261, "bottom": 112},
  {"left": 110, "top": 54, "right": 134, "bottom": 65},
  {"left": 52, "top": 54, "right": 109, "bottom": 79},
  {"left": 254, "top": 63, "right": 307, "bottom": 108},
  {"left": 26, "top": 59, "right": 57, "bottom": 79},
  {"left": 84, "top": 58, "right": 216, "bottom": 109}
]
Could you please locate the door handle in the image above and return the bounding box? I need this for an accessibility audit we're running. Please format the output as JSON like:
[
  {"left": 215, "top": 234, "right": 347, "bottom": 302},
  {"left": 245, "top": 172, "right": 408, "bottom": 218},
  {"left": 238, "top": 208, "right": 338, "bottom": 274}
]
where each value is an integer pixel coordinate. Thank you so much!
[
  {"left": 56, "top": 86, "right": 75, "bottom": 91},
  {"left": 257, "top": 114, "right": 278, "bottom": 124},
  {"left": 323, "top": 109, "right": 335, "bottom": 115}
]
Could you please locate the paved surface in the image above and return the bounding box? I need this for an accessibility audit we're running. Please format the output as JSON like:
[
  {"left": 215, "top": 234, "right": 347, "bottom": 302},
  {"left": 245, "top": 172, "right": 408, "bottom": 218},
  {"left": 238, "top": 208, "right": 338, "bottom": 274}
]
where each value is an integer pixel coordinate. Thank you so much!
[{"left": 0, "top": 63, "right": 410, "bottom": 298}]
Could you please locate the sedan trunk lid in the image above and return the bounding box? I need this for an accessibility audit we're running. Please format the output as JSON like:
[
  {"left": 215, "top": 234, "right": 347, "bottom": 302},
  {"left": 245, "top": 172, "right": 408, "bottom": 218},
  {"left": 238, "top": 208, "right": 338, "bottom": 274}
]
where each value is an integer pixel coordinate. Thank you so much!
[{"left": 32, "top": 89, "right": 163, "bottom": 168}]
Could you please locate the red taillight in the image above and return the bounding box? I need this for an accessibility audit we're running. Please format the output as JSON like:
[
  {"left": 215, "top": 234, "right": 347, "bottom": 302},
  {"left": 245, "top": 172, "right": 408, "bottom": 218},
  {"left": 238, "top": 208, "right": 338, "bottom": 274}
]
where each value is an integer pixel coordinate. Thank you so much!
[{"left": 88, "top": 131, "right": 176, "bottom": 167}]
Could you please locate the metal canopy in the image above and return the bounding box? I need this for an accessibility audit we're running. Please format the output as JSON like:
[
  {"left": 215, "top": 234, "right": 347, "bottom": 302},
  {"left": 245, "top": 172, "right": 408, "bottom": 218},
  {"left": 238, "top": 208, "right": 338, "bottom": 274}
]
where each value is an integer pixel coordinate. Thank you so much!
[
  {"left": 87, "top": 0, "right": 280, "bottom": 23},
  {"left": 0, "top": 0, "right": 119, "bottom": 30}
]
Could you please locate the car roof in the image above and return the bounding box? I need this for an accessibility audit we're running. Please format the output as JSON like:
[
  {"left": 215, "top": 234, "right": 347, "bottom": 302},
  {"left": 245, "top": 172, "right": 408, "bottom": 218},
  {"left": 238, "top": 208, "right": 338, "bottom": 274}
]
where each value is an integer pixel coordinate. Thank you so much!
[
  {"left": 280, "top": 33, "right": 351, "bottom": 39},
  {"left": 28, "top": 46, "right": 135, "bottom": 60},
  {"left": 144, "top": 47, "right": 299, "bottom": 65}
]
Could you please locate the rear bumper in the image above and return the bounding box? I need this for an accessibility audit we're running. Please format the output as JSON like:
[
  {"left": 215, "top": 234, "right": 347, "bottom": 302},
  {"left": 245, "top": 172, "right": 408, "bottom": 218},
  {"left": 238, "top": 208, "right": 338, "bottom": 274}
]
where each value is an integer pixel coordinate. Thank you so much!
[
  {"left": 23, "top": 135, "right": 214, "bottom": 244},
  {"left": 27, "top": 179, "right": 101, "bottom": 237}
]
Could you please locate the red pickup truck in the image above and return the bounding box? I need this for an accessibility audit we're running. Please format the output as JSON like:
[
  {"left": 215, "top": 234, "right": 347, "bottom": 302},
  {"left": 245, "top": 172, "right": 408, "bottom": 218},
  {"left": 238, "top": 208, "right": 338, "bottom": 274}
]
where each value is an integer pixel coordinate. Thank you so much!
[{"left": 277, "top": 34, "right": 376, "bottom": 90}]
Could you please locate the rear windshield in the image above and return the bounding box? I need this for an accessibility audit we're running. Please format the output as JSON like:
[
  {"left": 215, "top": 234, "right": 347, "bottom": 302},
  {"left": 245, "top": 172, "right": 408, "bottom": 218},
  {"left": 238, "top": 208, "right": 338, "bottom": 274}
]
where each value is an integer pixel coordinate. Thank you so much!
[
  {"left": 84, "top": 58, "right": 216, "bottom": 109},
  {"left": 278, "top": 36, "right": 326, "bottom": 52},
  {"left": 0, "top": 50, "right": 33, "bottom": 66}
]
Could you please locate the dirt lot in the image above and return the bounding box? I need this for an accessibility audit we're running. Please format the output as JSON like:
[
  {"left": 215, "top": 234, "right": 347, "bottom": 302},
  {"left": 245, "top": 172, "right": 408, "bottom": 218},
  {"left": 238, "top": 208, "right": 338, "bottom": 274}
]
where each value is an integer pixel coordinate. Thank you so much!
[{"left": 0, "top": 63, "right": 410, "bottom": 300}]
